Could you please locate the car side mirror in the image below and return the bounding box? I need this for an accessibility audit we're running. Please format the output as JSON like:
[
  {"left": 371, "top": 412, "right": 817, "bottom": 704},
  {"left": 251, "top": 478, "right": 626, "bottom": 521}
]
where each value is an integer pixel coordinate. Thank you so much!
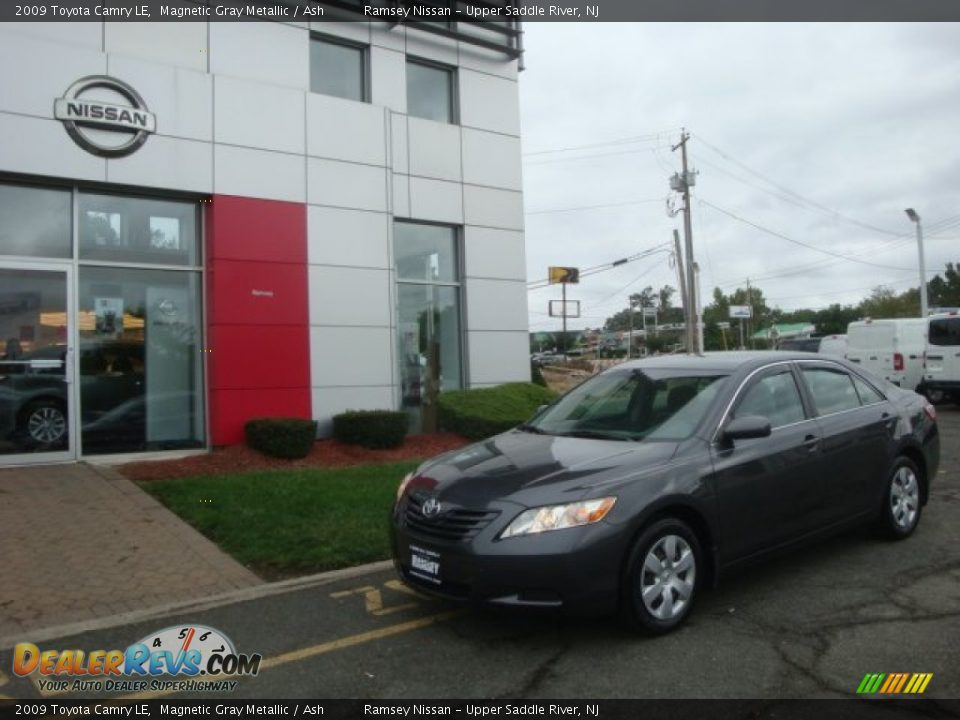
[{"left": 721, "top": 415, "right": 772, "bottom": 443}]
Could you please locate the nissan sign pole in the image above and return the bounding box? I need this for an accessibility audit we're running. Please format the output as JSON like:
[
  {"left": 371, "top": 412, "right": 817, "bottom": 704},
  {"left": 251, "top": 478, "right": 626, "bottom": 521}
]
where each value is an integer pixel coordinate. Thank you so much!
[
  {"left": 549, "top": 267, "right": 580, "bottom": 354},
  {"left": 730, "top": 305, "right": 752, "bottom": 349}
]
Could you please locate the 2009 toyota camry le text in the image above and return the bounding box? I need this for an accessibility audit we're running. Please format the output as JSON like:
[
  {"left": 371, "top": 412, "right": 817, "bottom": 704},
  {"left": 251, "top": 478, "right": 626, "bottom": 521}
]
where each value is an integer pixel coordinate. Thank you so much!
[{"left": 391, "top": 352, "right": 939, "bottom": 634}]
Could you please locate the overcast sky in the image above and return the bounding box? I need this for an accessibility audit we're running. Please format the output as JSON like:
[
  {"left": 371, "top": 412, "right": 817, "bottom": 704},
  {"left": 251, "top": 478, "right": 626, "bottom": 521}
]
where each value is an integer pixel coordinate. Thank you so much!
[{"left": 517, "top": 23, "right": 960, "bottom": 333}]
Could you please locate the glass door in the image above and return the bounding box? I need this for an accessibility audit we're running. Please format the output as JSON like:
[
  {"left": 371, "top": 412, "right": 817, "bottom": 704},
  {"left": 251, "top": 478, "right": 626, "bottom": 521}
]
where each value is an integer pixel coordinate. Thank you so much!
[{"left": 0, "top": 263, "right": 75, "bottom": 464}]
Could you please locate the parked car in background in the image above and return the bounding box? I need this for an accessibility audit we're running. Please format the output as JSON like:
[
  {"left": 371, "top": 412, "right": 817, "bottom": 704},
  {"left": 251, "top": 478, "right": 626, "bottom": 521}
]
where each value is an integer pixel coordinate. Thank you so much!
[
  {"left": 532, "top": 352, "right": 569, "bottom": 366},
  {"left": 846, "top": 318, "right": 927, "bottom": 392},
  {"left": 392, "top": 352, "right": 938, "bottom": 634},
  {"left": 818, "top": 334, "right": 848, "bottom": 357},
  {"left": 777, "top": 337, "right": 821, "bottom": 352},
  {"left": 922, "top": 312, "right": 960, "bottom": 404}
]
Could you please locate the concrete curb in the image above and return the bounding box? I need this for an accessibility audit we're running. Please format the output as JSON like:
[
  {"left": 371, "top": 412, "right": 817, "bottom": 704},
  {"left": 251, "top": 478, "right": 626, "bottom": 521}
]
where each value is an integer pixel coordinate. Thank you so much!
[{"left": 0, "top": 559, "right": 395, "bottom": 648}]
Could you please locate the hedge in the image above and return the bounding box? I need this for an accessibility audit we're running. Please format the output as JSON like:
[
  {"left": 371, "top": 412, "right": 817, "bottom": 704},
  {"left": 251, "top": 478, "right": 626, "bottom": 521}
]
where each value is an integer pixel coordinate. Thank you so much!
[
  {"left": 438, "top": 382, "right": 557, "bottom": 440},
  {"left": 245, "top": 417, "right": 318, "bottom": 459},
  {"left": 332, "top": 410, "right": 409, "bottom": 449}
]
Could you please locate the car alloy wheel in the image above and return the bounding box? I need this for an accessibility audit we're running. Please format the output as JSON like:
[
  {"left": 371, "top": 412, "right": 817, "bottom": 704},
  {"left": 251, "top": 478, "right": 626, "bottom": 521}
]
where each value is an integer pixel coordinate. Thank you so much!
[
  {"left": 881, "top": 457, "right": 922, "bottom": 540},
  {"left": 26, "top": 404, "right": 67, "bottom": 446},
  {"left": 623, "top": 518, "right": 701, "bottom": 634}
]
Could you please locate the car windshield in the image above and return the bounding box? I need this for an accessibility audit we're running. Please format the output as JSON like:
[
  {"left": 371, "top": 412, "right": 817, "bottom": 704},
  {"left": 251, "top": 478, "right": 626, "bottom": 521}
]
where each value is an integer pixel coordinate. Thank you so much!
[{"left": 527, "top": 368, "right": 729, "bottom": 441}]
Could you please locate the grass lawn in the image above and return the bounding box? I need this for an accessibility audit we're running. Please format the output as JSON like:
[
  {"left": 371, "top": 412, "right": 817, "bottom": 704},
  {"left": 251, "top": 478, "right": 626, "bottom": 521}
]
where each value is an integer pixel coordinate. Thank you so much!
[{"left": 142, "top": 461, "right": 419, "bottom": 579}]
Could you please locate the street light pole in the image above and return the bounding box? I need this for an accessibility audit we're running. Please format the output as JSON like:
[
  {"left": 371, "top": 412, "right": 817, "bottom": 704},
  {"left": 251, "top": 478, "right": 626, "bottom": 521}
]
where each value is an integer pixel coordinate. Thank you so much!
[{"left": 905, "top": 209, "right": 928, "bottom": 317}]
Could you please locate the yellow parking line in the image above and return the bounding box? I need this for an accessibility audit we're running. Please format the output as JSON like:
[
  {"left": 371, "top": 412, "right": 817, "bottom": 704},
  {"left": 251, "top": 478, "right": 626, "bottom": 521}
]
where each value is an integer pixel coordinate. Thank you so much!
[{"left": 119, "top": 609, "right": 463, "bottom": 700}]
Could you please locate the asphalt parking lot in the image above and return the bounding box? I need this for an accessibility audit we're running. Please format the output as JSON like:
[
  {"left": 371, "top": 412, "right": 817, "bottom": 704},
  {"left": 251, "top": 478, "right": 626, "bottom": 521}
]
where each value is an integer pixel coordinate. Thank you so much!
[{"left": 2, "top": 408, "right": 958, "bottom": 700}]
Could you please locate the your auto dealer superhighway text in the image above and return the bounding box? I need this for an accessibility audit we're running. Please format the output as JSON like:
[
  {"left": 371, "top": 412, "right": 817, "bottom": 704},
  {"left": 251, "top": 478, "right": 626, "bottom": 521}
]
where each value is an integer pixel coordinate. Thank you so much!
[{"left": 365, "top": 706, "right": 591, "bottom": 717}]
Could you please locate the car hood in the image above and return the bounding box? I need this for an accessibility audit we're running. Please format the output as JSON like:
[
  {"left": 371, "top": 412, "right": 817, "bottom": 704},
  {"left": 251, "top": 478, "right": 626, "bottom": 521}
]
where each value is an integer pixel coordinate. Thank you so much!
[{"left": 407, "top": 430, "right": 680, "bottom": 507}]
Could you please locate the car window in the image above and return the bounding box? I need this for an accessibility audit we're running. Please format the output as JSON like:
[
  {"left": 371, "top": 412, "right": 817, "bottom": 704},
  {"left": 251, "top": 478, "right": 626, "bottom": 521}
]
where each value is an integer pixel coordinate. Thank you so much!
[
  {"left": 801, "top": 367, "right": 861, "bottom": 415},
  {"left": 929, "top": 317, "right": 960, "bottom": 346},
  {"left": 734, "top": 370, "right": 806, "bottom": 428},
  {"left": 852, "top": 375, "right": 885, "bottom": 405}
]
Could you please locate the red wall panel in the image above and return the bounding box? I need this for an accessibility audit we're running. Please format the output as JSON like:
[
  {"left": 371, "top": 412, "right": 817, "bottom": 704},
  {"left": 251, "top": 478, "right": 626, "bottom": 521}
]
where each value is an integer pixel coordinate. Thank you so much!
[{"left": 206, "top": 195, "right": 311, "bottom": 446}]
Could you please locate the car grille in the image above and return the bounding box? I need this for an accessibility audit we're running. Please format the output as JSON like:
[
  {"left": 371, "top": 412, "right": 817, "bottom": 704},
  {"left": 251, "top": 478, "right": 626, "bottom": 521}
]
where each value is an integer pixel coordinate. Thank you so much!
[{"left": 404, "top": 494, "right": 500, "bottom": 542}]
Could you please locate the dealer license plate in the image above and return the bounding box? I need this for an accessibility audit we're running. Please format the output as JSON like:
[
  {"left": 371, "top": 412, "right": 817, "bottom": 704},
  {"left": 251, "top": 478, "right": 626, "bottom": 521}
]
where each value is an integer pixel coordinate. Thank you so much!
[{"left": 409, "top": 545, "right": 441, "bottom": 584}]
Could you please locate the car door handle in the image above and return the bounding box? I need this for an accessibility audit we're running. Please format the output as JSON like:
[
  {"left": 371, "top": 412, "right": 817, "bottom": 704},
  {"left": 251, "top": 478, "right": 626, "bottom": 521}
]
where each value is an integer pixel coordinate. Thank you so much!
[{"left": 802, "top": 435, "right": 819, "bottom": 451}]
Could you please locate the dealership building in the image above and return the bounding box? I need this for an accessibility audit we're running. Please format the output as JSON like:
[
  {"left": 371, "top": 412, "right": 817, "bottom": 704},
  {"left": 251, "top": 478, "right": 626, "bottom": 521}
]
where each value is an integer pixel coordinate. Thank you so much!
[{"left": 0, "top": 15, "right": 529, "bottom": 465}]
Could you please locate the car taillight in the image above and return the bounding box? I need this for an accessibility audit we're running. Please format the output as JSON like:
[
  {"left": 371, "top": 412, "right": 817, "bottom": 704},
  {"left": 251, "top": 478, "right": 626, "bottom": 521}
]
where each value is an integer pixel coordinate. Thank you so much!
[
  {"left": 893, "top": 353, "right": 904, "bottom": 371},
  {"left": 923, "top": 403, "right": 937, "bottom": 423}
]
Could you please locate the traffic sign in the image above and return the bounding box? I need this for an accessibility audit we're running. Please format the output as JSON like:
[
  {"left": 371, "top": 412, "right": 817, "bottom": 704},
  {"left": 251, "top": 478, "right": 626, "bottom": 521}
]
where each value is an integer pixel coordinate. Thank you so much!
[
  {"left": 729, "top": 305, "right": 752, "bottom": 319},
  {"left": 549, "top": 266, "right": 580, "bottom": 284}
]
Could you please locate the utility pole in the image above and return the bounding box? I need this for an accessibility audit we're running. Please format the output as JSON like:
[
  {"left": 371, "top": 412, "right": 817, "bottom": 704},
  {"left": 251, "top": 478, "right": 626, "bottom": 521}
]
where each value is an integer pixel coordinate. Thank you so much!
[
  {"left": 672, "top": 230, "right": 689, "bottom": 347},
  {"left": 905, "top": 209, "right": 928, "bottom": 317},
  {"left": 745, "top": 277, "right": 753, "bottom": 349},
  {"left": 671, "top": 130, "right": 698, "bottom": 353}
]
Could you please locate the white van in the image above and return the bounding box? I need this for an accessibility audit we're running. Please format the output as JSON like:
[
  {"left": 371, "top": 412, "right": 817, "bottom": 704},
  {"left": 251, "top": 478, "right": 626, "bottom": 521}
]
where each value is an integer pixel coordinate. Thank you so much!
[
  {"left": 921, "top": 312, "right": 960, "bottom": 403},
  {"left": 818, "top": 334, "right": 848, "bottom": 357},
  {"left": 845, "top": 318, "right": 927, "bottom": 391}
]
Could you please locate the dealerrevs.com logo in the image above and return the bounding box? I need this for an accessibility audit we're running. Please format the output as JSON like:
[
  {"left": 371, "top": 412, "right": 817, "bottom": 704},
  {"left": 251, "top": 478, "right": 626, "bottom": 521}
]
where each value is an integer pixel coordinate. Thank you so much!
[{"left": 13, "top": 624, "right": 261, "bottom": 694}]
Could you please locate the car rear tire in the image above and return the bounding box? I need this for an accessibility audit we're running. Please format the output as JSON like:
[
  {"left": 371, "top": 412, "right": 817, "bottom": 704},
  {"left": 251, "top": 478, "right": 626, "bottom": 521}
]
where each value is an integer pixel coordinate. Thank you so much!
[
  {"left": 20, "top": 400, "right": 67, "bottom": 448},
  {"left": 879, "top": 457, "right": 923, "bottom": 540},
  {"left": 621, "top": 518, "right": 701, "bottom": 635}
]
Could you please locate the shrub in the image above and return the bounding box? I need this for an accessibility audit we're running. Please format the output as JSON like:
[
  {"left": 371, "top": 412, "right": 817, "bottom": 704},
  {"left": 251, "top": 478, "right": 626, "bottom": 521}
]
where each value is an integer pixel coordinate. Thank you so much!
[
  {"left": 332, "top": 410, "right": 409, "bottom": 449},
  {"left": 438, "top": 382, "right": 557, "bottom": 440},
  {"left": 245, "top": 417, "right": 318, "bottom": 459}
]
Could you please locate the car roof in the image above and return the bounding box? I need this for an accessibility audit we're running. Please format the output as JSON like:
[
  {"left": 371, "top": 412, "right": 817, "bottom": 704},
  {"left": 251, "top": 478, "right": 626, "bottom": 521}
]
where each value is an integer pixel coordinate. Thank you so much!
[{"left": 616, "top": 351, "right": 831, "bottom": 373}]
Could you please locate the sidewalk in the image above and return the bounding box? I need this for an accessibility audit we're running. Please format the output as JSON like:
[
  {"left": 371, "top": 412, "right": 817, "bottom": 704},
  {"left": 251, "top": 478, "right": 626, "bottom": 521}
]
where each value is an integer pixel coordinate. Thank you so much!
[{"left": 0, "top": 462, "right": 261, "bottom": 642}]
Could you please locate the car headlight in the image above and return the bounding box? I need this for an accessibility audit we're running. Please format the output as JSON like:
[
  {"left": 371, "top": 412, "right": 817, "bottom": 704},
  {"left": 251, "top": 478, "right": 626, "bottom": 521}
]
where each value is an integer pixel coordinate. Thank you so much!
[
  {"left": 500, "top": 497, "right": 617, "bottom": 538},
  {"left": 396, "top": 472, "right": 414, "bottom": 502}
]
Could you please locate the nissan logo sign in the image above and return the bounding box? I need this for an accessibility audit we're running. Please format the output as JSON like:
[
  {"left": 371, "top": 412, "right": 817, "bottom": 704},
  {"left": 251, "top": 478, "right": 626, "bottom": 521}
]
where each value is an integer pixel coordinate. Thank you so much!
[
  {"left": 421, "top": 498, "right": 443, "bottom": 518},
  {"left": 54, "top": 76, "right": 156, "bottom": 158}
]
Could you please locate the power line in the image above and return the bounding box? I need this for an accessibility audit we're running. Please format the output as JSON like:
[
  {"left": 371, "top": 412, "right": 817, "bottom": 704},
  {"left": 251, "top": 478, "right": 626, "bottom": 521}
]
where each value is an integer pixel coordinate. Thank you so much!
[
  {"left": 526, "top": 244, "right": 671, "bottom": 289},
  {"left": 525, "top": 198, "right": 664, "bottom": 216},
  {"left": 523, "top": 146, "right": 665, "bottom": 167},
  {"left": 522, "top": 130, "right": 677, "bottom": 157}
]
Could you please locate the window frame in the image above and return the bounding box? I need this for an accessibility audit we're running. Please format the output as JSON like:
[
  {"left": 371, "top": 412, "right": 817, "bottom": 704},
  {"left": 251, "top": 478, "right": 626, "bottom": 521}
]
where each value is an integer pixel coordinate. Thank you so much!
[
  {"left": 309, "top": 32, "right": 370, "bottom": 103},
  {"left": 405, "top": 55, "right": 458, "bottom": 124}
]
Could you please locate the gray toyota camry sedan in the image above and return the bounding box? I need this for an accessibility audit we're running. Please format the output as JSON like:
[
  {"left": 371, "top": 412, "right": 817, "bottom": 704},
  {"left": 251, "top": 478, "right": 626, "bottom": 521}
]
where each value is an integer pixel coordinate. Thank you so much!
[{"left": 391, "top": 352, "right": 939, "bottom": 634}]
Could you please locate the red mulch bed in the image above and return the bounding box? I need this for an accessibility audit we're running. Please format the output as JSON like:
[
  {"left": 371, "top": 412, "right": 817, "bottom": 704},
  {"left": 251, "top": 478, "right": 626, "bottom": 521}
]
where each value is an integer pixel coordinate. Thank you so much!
[{"left": 120, "top": 433, "right": 471, "bottom": 482}]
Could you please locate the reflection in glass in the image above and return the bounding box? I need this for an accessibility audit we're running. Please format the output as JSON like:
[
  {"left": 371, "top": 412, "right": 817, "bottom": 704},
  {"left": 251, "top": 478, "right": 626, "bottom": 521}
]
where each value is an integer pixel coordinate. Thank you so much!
[
  {"left": 0, "top": 269, "right": 70, "bottom": 455},
  {"left": 0, "top": 183, "right": 71, "bottom": 259},
  {"left": 78, "top": 267, "right": 204, "bottom": 453},
  {"left": 406, "top": 60, "right": 454, "bottom": 123},
  {"left": 310, "top": 37, "right": 366, "bottom": 101},
  {"left": 79, "top": 193, "right": 198, "bottom": 266},
  {"left": 394, "top": 223, "right": 458, "bottom": 282}
]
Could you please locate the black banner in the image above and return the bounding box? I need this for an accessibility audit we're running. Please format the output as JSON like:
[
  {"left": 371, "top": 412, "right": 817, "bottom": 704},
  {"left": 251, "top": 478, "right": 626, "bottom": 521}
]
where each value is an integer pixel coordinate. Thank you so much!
[
  {"left": 2, "top": 700, "right": 960, "bottom": 720},
  {"left": 3, "top": 0, "right": 960, "bottom": 22}
]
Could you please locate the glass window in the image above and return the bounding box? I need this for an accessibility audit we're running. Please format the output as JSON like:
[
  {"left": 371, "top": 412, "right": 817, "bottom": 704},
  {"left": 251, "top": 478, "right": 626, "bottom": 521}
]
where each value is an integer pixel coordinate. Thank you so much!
[
  {"left": 801, "top": 367, "right": 861, "bottom": 415},
  {"left": 79, "top": 193, "right": 199, "bottom": 266},
  {"left": 0, "top": 183, "right": 71, "bottom": 258},
  {"left": 852, "top": 375, "right": 885, "bottom": 405},
  {"left": 78, "top": 267, "right": 204, "bottom": 453},
  {"left": 310, "top": 36, "right": 366, "bottom": 102},
  {"left": 407, "top": 59, "right": 454, "bottom": 123},
  {"left": 529, "top": 370, "right": 728, "bottom": 441},
  {"left": 929, "top": 317, "right": 960, "bottom": 346},
  {"left": 395, "top": 222, "right": 458, "bottom": 282},
  {"left": 735, "top": 371, "right": 806, "bottom": 428}
]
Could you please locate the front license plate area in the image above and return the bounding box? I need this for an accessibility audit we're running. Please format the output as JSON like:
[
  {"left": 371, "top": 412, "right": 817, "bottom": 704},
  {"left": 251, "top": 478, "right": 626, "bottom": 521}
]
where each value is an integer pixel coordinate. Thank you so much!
[{"left": 409, "top": 545, "right": 441, "bottom": 584}]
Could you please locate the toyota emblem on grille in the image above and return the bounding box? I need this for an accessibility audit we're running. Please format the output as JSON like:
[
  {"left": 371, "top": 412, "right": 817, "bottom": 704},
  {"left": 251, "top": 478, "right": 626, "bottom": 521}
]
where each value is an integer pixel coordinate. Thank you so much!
[{"left": 421, "top": 498, "right": 442, "bottom": 518}]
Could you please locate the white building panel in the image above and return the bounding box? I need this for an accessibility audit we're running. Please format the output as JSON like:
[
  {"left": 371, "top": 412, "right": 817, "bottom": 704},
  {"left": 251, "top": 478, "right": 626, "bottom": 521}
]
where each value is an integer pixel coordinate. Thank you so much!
[
  {"left": 309, "top": 266, "right": 391, "bottom": 328},
  {"left": 465, "top": 279, "right": 529, "bottom": 331},
  {"left": 392, "top": 175, "right": 411, "bottom": 218},
  {"left": 370, "top": 46, "right": 407, "bottom": 114},
  {"left": 467, "top": 330, "right": 531, "bottom": 386},
  {"left": 214, "top": 75, "right": 305, "bottom": 155},
  {"left": 390, "top": 115, "right": 409, "bottom": 174},
  {"left": 308, "top": 206, "right": 389, "bottom": 269},
  {"left": 311, "top": 386, "right": 397, "bottom": 435},
  {"left": 107, "top": 135, "right": 212, "bottom": 193},
  {"left": 464, "top": 226, "right": 526, "bottom": 281},
  {"left": 0, "top": 113, "right": 105, "bottom": 182},
  {"left": 306, "top": 93, "right": 386, "bottom": 166},
  {"left": 214, "top": 145, "right": 306, "bottom": 203},
  {"left": 371, "top": 23, "right": 406, "bottom": 53},
  {"left": 407, "top": 117, "right": 462, "bottom": 182},
  {"left": 457, "top": 43, "right": 519, "bottom": 81},
  {"left": 310, "top": 20, "right": 371, "bottom": 45},
  {"left": 409, "top": 177, "right": 464, "bottom": 225},
  {"left": 461, "top": 128, "right": 522, "bottom": 190},
  {"left": 0, "top": 30, "right": 105, "bottom": 118},
  {"left": 459, "top": 69, "right": 521, "bottom": 136},
  {"left": 12, "top": 22, "right": 102, "bottom": 50},
  {"left": 307, "top": 158, "right": 387, "bottom": 211},
  {"left": 310, "top": 326, "right": 394, "bottom": 387},
  {"left": 463, "top": 185, "right": 524, "bottom": 230},
  {"left": 209, "top": 23, "right": 309, "bottom": 90},
  {"left": 406, "top": 27, "right": 459, "bottom": 66},
  {"left": 104, "top": 23, "right": 208, "bottom": 71},
  {"left": 106, "top": 54, "right": 213, "bottom": 142}
]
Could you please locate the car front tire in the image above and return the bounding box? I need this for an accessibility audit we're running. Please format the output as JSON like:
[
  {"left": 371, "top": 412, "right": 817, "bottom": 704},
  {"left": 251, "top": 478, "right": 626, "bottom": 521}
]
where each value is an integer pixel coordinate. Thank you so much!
[
  {"left": 621, "top": 517, "right": 702, "bottom": 635},
  {"left": 21, "top": 400, "right": 68, "bottom": 448},
  {"left": 880, "top": 457, "right": 923, "bottom": 540}
]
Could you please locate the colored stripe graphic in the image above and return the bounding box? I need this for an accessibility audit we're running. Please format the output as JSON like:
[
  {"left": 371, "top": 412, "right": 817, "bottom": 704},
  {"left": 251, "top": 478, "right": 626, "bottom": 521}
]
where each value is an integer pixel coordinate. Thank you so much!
[{"left": 857, "top": 672, "right": 933, "bottom": 694}]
